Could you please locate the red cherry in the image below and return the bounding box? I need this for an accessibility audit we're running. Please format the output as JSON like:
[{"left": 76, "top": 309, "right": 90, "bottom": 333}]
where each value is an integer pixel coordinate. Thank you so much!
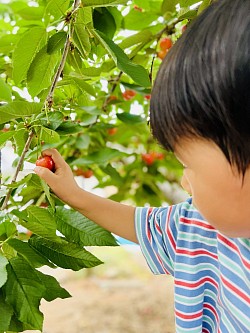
[
  {"left": 82, "top": 169, "right": 93, "bottom": 178},
  {"left": 157, "top": 50, "right": 167, "bottom": 60},
  {"left": 144, "top": 94, "right": 151, "bottom": 100},
  {"left": 141, "top": 153, "right": 155, "bottom": 166},
  {"left": 182, "top": 25, "right": 187, "bottom": 33},
  {"left": 159, "top": 37, "right": 173, "bottom": 51},
  {"left": 107, "top": 127, "right": 117, "bottom": 135},
  {"left": 122, "top": 90, "right": 136, "bottom": 101},
  {"left": 36, "top": 155, "right": 55, "bottom": 171}
]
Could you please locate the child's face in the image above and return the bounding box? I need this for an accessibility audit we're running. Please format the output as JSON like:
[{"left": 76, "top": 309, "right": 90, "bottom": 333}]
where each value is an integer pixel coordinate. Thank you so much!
[{"left": 174, "top": 137, "right": 250, "bottom": 238}]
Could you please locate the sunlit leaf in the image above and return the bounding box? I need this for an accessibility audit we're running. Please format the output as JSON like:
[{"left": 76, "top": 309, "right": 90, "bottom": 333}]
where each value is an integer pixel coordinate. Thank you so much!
[{"left": 13, "top": 27, "right": 47, "bottom": 84}]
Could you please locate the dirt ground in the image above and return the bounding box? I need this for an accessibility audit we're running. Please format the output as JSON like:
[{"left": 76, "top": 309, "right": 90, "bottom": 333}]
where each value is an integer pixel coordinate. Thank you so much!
[{"left": 28, "top": 246, "right": 175, "bottom": 333}]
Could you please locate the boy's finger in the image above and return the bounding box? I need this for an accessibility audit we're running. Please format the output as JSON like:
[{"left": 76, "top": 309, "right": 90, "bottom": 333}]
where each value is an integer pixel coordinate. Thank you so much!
[{"left": 34, "top": 166, "right": 57, "bottom": 187}]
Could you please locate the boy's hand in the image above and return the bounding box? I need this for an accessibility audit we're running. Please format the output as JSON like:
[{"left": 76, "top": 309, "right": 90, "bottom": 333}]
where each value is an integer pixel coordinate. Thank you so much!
[{"left": 34, "top": 148, "right": 80, "bottom": 205}]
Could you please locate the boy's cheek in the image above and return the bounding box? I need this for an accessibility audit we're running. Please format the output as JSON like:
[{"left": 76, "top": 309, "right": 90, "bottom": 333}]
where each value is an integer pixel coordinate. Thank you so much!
[{"left": 181, "top": 174, "right": 192, "bottom": 195}]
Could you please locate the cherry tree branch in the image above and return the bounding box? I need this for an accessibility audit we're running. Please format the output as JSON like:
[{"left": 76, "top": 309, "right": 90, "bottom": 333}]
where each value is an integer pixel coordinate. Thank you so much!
[{"left": 0, "top": 0, "right": 81, "bottom": 211}]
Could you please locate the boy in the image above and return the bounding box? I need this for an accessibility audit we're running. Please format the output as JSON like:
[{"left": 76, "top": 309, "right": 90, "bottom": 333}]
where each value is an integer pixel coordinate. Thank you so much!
[{"left": 34, "top": 0, "right": 250, "bottom": 332}]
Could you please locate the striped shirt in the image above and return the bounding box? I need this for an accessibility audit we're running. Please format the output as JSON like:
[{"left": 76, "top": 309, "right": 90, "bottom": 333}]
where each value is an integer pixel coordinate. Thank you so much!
[{"left": 135, "top": 198, "right": 250, "bottom": 332}]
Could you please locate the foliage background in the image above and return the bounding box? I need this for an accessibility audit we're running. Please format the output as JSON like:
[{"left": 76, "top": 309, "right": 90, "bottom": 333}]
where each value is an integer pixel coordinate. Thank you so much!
[{"left": 0, "top": 0, "right": 211, "bottom": 332}]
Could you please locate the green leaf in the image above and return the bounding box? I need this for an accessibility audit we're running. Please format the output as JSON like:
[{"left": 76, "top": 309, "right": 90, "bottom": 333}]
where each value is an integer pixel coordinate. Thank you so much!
[
  {"left": 35, "top": 111, "right": 64, "bottom": 130},
  {"left": 93, "top": 8, "right": 116, "bottom": 39},
  {"left": 117, "top": 112, "right": 146, "bottom": 124},
  {"left": 36, "top": 270, "right": 71, "bottom": 302},
  {"left": 93, "top": 30, "right": 151, "bottom": 87},
  {"left": 80, "top": 0, "right": 128, "bottom": 7},
  {"left": 29, "top": 236, "right": 103, "bottom": 270},
  {"left": 161, "top": 0, "right": 178, "bottom": 14},
  {"left": 18, "top": 206, "right": 58, "bottom": 241},
  {"left": 197, "top": 0, "right": 212, "bottom": 14},
  {"left": 0, "top": 221, "right": 16, "bottom": 239},
  {"left": 0, "top": 101, "right": 43, "bottom": 124},
  {"left": 13, "top": 27, "right": 47, "bottom": 84},
  {"left": 55, "top": 207, "right": 118, "bottom": 246},
  {"left": 122, "top": 10, "right": 158, "bottom": 31},
  {"left": 73, "top": 8, "right": 91, "bottom": 57},
  {"left": 17, "top": 6, "right": 45, "bottom": 20},
  {"left": 178, "top": 8, "right": 197, "bottom": 19},
  {"left": 71, "top": 77, "right": 96, "bottom": 97},
  {"left": 45, "top": 0, "right": 71, "bottom": 20},
  {"left": 4, "top": 256, "right": 45, "bottom": 330},
  {"left": 39, "top": 126, "right": 60, "bottom": 144},
  {"left": 27, "top": 46, "right": 59, "bottom": 97},
  {"left": 7, "top": 238, "right": 56, "bottom": 269},
  {"left": 47, "top": 31, "right": 67, "bottom": 54},
  {"left": 73, "top": 147, "right": 125, "bottom": 166},
  {"left": 0, "top": 78, "right": 11, "bottom": 102},
  {"left": 40, "top": 179, "right": 55, "bottom": 211},
  {"left": 0, "top": 292, "right": 13, "bottom": 332},
  {"left": 56, "top": 121, "right": 83, "bottom": 135},
  {"left": 0, "top": 130, "right": 15, "bottom": 149},
  {"left": 0, "top": 253, "right": 8, "bottom": 288}
]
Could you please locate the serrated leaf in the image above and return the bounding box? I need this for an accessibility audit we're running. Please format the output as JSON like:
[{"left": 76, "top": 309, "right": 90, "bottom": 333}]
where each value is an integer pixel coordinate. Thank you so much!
[
  {"left": 161, "top": 0, "right": 178, "bottom": 14},
  {"left": 7, "top": 238, "right": 56, "bottom": 269},
  {"left": 36, "top": 270, "right": 71, "bottom": 302},
  {"left": 18, "top": 206, "right": 58, "bottom": 240},
  {"left": 45, "top": 0, "right": 71, "bottom": 20},
  {"left": 81, "top": 0, "right": 127, "bottom": 7},
  {"left": 73, "top": 10, "right": 91, "bottom": 57},
  {"left": 7, "top": 172, "right": 33, "bottom": 189},
  {"left": 197, "top": 0, "right": 212, "bottom": 14},
  {"left": 117, "top": 112, "right": 145, "bottom": 124},
  {"left": 0, "top": 130, "right": 15, "bottom": 149},
  {"left": 35, "top": 111, "right": 64, "bottom": 130},
  {"left": 93, "top": 30, "right": 151, "bottom": 87},
  {"left": 0, "top": 253, "right": 8, "bottom": 288},
  {"left": 119, "top": 29, "right": 152, "bottom": 50},
  {"left": 73, "top": 147, "right": 125, "bottom": 166},
  {"left": 13, "top": 127, "right": 27, "bottom": 156},
  {"left": 93, "top": 8, "right": 116, "bottom": 39},
  {"left": 13, "top": 27, "right": 47, "bottom": 84},
  {"left": 4, "top": 256, "right": 45, "bottom": 330},
  {"left": 56, "top": 121, "right": 83, "bottom": 135},
  {"left": 178, "top": 8, "right": 197, "bottom": 20},
  {"left": 27, "top": 46, "right": 60, "bottom": 97},
  {"left": 39, "top": 126, "right": 60, "bottom": 143},
  {"left": 0, "top": 77, "right": 11, "bottom": 102},
  {"left": 47, "top": 31, "right": 67, "bottom": 54},
  {"left": 29, "top": 236, "right": 103, "bottom": 270},
  {"left": 40, "top": 179, "right": 55, "bottom": 211},
  {"left": 71, "top": 77, "right": 96, "bottom": 97},
  {"left": 55, "top": 207, "right": 118, "bottom": 246},
  {"left": 0, "top": 292, "right": 13, "bottom": 332},
  {"left": 0, "top": 101, "right": 43, "bottom": 124},
  {"left": 0, "top": 221, "right": 16, "bottom": 238}
]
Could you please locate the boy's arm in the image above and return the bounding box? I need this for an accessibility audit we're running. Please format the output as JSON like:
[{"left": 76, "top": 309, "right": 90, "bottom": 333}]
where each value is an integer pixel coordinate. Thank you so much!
[{"left": 34, "top": 149, "right": 138, "bottom": 243}]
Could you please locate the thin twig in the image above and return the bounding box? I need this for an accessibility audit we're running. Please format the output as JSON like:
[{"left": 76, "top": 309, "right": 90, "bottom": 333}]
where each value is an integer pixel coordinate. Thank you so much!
[
  {"left": 46, "top": 0, "right": 81, "bottom": 108},
  {"left": 1, "top": 0, "right": 81, "bottom": 210},
  {"left": 1, "top": 131, "right": 34, "bottom": 210}
]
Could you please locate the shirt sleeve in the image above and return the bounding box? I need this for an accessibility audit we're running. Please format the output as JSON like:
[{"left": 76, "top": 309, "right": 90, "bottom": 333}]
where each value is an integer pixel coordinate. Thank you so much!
[{"left": 135, "top": 203, "right": 182, "bottom": 276}]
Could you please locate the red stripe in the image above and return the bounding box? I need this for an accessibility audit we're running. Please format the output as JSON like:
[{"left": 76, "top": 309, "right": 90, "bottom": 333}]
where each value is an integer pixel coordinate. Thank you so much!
[
  {"left": 167, "top": 206, "right": 176, "bottom": 251},
  {"left": 204, "top": 302, "right": 219, "bottom": 323},
  {"left": 175, "top": 309, "right": 203, "bottom": 320},
  {"left": 176, "top": 248, "right": 218, "bottom": 260},
  {"left": 180, "top": 217, "right": 216, "bottom": 230},
  {"left": 202, "top": 328, "right": 210, "bottom": 333},
  {"left": 221, "top": 274, "right": 250, "bottom": 304},
  {"left": 175, "top": 276, "right": 218, "bottom": 290},
  {"left": 218, "top": 233, "right": 250, "bottom": 270},
  {"left": 146, "top": 208, "right": 152, "bottom": 242}
]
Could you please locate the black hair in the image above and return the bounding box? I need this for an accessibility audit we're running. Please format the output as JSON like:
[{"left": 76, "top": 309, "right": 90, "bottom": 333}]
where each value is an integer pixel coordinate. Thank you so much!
[{"left": 150, "top": 0, "right": 250, "bottom": 174}]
